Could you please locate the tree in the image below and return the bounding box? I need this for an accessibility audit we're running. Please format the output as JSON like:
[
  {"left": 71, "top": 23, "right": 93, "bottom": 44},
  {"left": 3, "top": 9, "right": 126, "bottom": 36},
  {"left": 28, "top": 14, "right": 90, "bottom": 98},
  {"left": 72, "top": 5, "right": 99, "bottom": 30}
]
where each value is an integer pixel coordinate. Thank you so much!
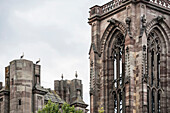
[
  {"left": 98, "top": 107, "right": 104, "bottom": 113},
  {"left": 38, "top": 100, "right": 83, "bottom": 113}
]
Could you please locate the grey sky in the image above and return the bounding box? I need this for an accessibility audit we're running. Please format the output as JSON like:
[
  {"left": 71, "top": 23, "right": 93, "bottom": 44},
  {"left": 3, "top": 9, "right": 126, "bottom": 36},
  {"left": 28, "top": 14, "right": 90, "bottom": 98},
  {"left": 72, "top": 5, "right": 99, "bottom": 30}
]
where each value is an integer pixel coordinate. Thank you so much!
[{"left": 0, "top": 0, "right": 110, "bottom": 108}]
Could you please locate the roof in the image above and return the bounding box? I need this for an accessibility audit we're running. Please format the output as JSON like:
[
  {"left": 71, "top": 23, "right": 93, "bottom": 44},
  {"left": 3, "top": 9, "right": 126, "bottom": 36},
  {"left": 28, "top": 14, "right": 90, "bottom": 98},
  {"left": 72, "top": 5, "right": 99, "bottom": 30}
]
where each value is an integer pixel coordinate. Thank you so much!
[
  {"left": 34, "top": 84, "right": 47, "bottom": 93},
  {"left": 71, "top": 96, "right": 88, "bottom": 108},
  {"left": 44, "top": 90, "right": 65, "bottom": 104},
  {"left": 0, "top": 87, "right": 9, "bottom": 96}
]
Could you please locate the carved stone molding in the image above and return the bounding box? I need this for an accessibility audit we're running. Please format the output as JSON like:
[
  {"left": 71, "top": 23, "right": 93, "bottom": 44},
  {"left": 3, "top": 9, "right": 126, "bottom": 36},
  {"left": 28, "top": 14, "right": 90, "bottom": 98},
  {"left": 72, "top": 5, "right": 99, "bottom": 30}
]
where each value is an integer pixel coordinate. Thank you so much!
[
  {"left": 156, "top": 15, "right": 166, "bottom": 22},
  {"left": 125, "top": 17, "right": 132, "bottom": 38},
  {"left": 100, "top": 18, "right": 127, "bottom": 54},
  {"left": 139, "top": 15, "right": 146, "bottom": 38}
]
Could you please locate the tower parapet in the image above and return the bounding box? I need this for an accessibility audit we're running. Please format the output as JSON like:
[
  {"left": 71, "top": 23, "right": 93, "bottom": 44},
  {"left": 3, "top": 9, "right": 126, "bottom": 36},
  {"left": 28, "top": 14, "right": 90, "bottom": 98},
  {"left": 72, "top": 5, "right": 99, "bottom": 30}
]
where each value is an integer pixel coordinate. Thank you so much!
[{"left": 89, "top": 0, "right": 170, "bottom": 19}]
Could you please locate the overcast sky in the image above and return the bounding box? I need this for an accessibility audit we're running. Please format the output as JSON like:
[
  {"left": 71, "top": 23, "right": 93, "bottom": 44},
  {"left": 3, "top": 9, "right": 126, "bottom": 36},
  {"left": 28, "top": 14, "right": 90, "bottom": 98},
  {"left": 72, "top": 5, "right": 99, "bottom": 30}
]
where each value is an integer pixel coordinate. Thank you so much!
[{"left": 0, "top": 0, "right": 110, "bottom": 107}]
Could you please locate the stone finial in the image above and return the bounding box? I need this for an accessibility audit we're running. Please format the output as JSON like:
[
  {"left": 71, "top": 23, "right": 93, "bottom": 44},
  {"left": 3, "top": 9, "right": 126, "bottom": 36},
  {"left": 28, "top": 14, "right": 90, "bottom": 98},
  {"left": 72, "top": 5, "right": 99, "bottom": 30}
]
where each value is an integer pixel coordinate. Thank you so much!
[
  {"left": 125, "top": 17, "right": 132, "bottom": 38},
  {"left": 61, "top": 74, "right": 63, "bottom": 80},
  {"left": 75, "top": 71, "right": 78, "bottom": 78},
  {"left": 139, "top": 15, "right": 146, "bottom": 38}
]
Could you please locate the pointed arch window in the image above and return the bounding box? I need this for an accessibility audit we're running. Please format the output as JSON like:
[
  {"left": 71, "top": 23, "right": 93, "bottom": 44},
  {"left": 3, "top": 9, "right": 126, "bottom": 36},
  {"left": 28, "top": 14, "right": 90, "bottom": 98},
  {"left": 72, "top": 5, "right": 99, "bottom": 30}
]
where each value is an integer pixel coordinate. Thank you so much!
[
  {"left": 158, "top": 91, "right": 161, "bottom": 113},
  {"left": 119, "top": 91, "right": 123, "bottom": 113},
  {"left": 112, "top": 34, "right": 125, "bottom": 88},
  {"left": 114, "top": 93, "right": 117, "bottom": 112},
  {"left": 151, "top": 90, "right": 155, "bottom": 113},
  {"left": 147, "top": 31, "right": 162, "bottom": 113},
  {"left": 111, "top": 32, "right": 125, "bottom": 113}
]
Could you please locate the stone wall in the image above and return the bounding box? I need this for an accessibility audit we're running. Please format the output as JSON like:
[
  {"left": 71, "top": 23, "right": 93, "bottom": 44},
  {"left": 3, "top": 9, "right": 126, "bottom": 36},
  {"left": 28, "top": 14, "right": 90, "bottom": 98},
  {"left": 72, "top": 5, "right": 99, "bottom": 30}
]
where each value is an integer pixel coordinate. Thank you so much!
[{"left": 88, "top": 0, "right": 170, "bottom": 113}]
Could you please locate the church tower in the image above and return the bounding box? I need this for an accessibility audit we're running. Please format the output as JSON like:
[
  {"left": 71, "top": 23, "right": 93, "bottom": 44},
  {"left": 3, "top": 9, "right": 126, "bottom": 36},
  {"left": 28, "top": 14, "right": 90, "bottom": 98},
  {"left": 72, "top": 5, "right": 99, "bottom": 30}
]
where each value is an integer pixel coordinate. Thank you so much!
[{"left": 88, "top": 0, "right": 170, "bottom": 113}]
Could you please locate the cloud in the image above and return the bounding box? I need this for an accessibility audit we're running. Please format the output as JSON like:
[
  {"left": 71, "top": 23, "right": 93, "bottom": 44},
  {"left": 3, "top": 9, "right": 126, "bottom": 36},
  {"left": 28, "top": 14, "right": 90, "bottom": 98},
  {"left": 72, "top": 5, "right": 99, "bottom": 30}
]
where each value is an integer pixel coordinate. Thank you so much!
[{"left": 0, "top": 0, "right": 111, "bottom": 109}]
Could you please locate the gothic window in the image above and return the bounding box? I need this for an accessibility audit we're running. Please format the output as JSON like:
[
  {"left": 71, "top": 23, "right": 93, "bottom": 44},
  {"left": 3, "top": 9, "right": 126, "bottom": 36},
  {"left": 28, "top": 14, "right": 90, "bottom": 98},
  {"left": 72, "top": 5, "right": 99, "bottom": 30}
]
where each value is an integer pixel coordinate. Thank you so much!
[
  {"left": 113, "top": 93, "right": 117, "bottom": 112},
  {"left": 111, "top": 33, "right": 125, "bottom": 113},
  {"left": 119, "top": 91, "right": 123, "bottom": 113},
  {"left": 151, "top": 90, "right": 155, "bottom": 113},
  {"left": 151, "top": 49, "right": 154, "bottom": 86},
  {"left": 120, "top": 58, "right": 122, "bottom": 86},
  {"left": 147, "top": 31, "right": 162, "bottom": 113},
  {"left": 112, "top": 34, "right": 124, "bottom": 88},
  {"left": 157, "top": 53, "right": 160, "bottom": 87},
  {"left": 114, "top": 57, "right": 117, "bottom": 88},
  {"left": 158, "top": 91, "right": 161, "bottom": 113}
]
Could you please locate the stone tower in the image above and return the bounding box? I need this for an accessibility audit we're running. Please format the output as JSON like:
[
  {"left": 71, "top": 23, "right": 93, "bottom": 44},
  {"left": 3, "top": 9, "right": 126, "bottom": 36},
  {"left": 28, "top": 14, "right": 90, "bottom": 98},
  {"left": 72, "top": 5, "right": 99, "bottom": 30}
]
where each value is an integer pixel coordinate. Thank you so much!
[
  {"left": 88, "top": 0, "right": 170, "bottom": 113},
  {"left": 54, "top": 74, "right": 88, "bottom": 113},
  {"left": 8, "top": 60, "right": 34, "bottom": 113},
  {"left": 0, "top": 59, "right": 47, "bottom": 113}
]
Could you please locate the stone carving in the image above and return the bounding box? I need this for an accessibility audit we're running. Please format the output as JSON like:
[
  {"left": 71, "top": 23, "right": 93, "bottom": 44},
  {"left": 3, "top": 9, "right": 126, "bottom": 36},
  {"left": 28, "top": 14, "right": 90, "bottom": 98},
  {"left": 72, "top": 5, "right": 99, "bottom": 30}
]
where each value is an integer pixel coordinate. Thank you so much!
[
  {"left": 139, "top": 15, "right": 146, "bottom": 38},
  {"left": 157, "top": 15, "right": 166, "bottom": 22},
  {"left": 107, "top": 18, "right": 116, "bottom": 25},
  {"left": 125, "top": 17, "right": 132, "bottom": 38}
]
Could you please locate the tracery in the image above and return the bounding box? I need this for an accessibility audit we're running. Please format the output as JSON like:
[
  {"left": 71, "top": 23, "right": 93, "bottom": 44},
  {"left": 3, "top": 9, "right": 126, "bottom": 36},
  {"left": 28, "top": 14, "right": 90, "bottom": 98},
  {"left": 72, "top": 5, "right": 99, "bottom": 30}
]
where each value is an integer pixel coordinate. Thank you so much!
[
  {"left": 147, "top": 31, "right": 162, "bottom": 113},
  {"left": 111, "top": 32, "right": 125, "bottom": 113}
]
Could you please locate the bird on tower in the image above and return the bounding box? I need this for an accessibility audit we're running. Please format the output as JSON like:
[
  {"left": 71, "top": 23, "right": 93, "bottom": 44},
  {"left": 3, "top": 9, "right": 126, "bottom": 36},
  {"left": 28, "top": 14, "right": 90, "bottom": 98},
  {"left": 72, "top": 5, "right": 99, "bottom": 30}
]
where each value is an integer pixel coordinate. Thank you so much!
[
  {"left": 75, "top": 71, "right": 78, "bottom": 78},
  {"left": 20, "top": 52, "right": 24, "bottom": 59},
  {"left": 36, "top": 58, "right": 40, "bottom": 64},
  {"left": 61, "top": 74, "right": 63, "bottom": 80}
]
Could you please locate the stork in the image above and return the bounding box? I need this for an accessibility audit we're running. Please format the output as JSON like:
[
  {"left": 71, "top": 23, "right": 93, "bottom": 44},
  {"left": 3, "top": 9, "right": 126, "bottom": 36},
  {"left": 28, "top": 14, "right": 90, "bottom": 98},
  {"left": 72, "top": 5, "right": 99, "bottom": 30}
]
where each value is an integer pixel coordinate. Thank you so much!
[
  {"left": 20, "top": 52, "right": 24, "bottom": 59},
  {"left": 36, "top": 58, "right": 40, "bottom": 64},
  {"left": 61, "top": 74, "right": 63, "bottom": 80},
  {"left": 75, "top": 71, "right": 78, "bottom": 78}
]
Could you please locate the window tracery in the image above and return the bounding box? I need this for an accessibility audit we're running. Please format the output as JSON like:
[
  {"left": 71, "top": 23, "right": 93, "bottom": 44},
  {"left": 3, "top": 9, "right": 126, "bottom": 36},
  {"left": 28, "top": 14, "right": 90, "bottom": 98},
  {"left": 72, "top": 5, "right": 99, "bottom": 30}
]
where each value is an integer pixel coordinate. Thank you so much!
[
  {"left": 147, "top": 31, "right": 162, "bottom": 113},
  {"left": 111, "top": 33, "right": 125, "bottom": 113}
]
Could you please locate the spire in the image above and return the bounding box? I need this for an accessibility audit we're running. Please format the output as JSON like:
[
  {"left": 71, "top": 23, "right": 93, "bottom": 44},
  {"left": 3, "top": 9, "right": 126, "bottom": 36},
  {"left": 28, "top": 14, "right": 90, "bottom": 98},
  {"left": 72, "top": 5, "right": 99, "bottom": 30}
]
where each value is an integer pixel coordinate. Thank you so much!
[
  {"left": 61, "top": 74, "right": 63, "bottom": 80},
  {"left": 75, "top": 71, "right": 78, "bottom": 79}
]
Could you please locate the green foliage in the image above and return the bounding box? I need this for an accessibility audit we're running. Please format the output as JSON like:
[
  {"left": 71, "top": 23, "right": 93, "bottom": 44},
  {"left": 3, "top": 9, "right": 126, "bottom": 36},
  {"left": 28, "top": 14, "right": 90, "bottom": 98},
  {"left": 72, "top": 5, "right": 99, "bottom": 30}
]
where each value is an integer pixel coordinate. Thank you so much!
[
  {"left": 38, "top": 100, "right": 83, "bottom": 113},
  {"left": 98, "top": 107, "right": 104, "bottom": 113}
]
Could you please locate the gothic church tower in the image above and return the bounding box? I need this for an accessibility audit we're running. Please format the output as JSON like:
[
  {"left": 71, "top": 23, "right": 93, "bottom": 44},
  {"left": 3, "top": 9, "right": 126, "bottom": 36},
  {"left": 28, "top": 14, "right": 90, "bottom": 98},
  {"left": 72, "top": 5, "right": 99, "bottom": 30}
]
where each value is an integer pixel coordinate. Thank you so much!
[{"left": 88, "top": 0, "right": 170, "bottom": 113}]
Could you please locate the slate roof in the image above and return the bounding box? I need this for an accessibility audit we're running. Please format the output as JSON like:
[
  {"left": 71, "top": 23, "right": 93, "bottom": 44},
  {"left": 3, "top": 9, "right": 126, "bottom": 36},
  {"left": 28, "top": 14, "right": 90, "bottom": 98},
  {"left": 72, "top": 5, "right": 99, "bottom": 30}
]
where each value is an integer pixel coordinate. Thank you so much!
[
  {"left": 44, "top": 89, "right": 65, "bottom": 104},
  {"left": 71, "top": 96, "right": 88, "bottom": 107},
  {"left": 34, "top": 84, "right": 47, "bottom": 93}
]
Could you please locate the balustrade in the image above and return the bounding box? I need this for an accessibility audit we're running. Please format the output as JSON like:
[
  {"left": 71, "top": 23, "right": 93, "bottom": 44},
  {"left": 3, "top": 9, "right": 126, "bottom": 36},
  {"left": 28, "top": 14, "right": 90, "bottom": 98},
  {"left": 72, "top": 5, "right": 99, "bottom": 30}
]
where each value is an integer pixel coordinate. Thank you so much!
[
  {"left": 149, "top": 0, "right": 170, "bottom": 9},
  {"left": 89, "top": 0, "right": 170, "bottom": 18}
]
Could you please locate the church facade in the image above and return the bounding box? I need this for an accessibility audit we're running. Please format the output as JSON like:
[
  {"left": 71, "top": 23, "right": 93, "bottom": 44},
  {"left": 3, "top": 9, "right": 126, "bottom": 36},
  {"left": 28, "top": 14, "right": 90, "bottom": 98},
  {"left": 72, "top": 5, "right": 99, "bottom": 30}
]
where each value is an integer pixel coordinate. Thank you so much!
[
  {"left": 88, "top": 0, "right": 170, "bottom": 113},
  {"left": 0, "top": 59, "right": 88, "bottom": 113}
]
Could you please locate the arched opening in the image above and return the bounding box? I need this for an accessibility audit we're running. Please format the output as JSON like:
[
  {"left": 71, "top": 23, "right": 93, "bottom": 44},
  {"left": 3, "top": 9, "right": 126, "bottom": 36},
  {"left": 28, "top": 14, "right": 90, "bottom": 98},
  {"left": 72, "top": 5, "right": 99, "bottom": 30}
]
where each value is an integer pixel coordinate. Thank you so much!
[
  {"left": 109, "top": 31, "right": 125, "bottom": 113},
  {"left": 101, "top": 19, "right": 127, "bottom": 113},
  {"left": 157, "top": 91, "right": 161, "bottom": 113},
  {"left": 119, "top": 91, "right": 123, "bottom": 113},
  {"left": 113, "top": 93, "right": 117, "bottom": 112},
  {"left": 147, "top": 27, "right": 166, "bottom": 113},
  {"left": 151, "top": 90, "right": 155, "bottom": 113}
]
